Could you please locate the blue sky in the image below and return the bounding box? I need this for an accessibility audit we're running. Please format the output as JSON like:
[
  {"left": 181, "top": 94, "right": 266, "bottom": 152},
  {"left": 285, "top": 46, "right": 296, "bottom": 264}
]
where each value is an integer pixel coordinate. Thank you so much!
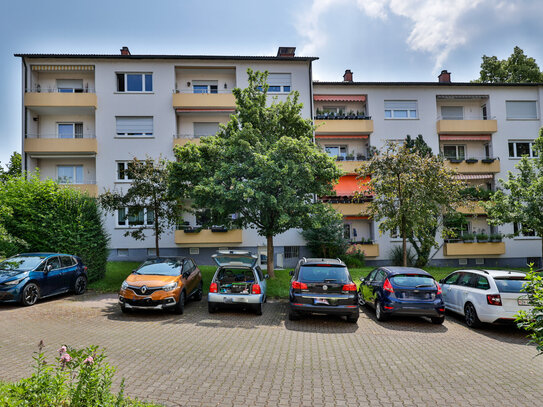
[{"left": 1, "top": 0, "right": 542, "bottom": 166}]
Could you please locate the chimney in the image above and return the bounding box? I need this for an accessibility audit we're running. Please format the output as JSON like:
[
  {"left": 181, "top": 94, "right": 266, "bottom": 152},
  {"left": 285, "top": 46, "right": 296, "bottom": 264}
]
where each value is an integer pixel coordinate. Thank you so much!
[
  {"left": 277, "top": 46, "right": 296, "bottom": 57},
  {"left": 438, "top": 70, "right": 451, "bottom": 83},
  {"left": 120, "top": 46, "right": 131, "bottom": 56},
  {"left": 343, "top": 69, "right": 353, "bottom": 82}
]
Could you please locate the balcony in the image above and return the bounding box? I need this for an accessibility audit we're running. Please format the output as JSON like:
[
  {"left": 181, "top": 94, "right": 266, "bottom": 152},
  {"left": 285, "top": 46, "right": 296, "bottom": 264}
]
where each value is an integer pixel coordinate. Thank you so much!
[
  {"left": 336, "top": 160, "right": 366, "bottom": 174},
  {"left": 24, "top": 90, "right": 97, "bottom": 111},
  {"left": 173, "top": 134, "right": 202, "bottom": 147},
  {"left": 348, "top": 243, "right": 379, "bottom": 257},
  {"left": 456, "top": 202, "right": 487, "bottom": 215},
  {"left": 330, "top": 202, "right": 370, "bottom": 216},
  {"left": 436, "top": 119, "right": 497, "bottom": 134},
  {"left": 172, "top": 92, "right": 236, "bottom": 110},
  {"left": 315, "top": 119, "right": 373, "bottom": 134},
  {"left": 174, "top": 229, "right": 243, "bottom": 246},
  {"left": 444, "top": 158, "right": 500, "bottom": 173},
  {"left": 24, "top": 135, "right": 97, "bottom": 155},
  {"left": 444, "top": 242, "right": 505, "bottom": 256},
  {"left": 59, "top": 183, "right": 98, "bottom": 197}
]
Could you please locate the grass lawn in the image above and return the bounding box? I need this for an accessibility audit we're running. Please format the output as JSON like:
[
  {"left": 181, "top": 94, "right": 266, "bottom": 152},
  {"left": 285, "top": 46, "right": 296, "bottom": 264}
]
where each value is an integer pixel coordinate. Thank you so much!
[{"left": 90, "top": 262, "right": 530, "bottom": 298}]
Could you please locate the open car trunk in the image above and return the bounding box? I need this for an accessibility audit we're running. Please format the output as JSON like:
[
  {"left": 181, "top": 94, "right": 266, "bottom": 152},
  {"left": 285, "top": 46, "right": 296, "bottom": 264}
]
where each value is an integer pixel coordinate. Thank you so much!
[{"left": 216, "top": 268, "right": 257, "bottom": 295}]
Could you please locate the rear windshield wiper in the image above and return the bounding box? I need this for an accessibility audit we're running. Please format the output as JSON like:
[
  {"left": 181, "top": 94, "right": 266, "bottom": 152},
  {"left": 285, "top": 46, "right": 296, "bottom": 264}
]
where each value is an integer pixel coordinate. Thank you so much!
[
  {"left": 324, "top": 278, "right": 339, "bottom": 283},
  {"left": 415, "top": 284, "right": 434, "bottom": 288}
]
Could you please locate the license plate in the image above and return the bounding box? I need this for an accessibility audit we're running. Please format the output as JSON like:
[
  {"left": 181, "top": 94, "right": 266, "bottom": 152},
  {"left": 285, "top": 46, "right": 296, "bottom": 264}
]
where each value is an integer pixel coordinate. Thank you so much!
[
  {"left": 314, "top": 298, "right": 329, "bottom": 305},
  {"left": 223, "top": 297, "right": 233, "bottom": 303},
  {"left": 518, "top": 298, "right": 530, "bottom": 306}
]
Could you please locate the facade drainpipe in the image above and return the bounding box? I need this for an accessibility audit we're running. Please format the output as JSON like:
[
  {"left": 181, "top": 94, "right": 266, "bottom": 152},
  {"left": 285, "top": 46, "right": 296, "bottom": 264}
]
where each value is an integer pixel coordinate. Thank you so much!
[{"left": 21, "top": 57, "right": 27, "bottom": 173}]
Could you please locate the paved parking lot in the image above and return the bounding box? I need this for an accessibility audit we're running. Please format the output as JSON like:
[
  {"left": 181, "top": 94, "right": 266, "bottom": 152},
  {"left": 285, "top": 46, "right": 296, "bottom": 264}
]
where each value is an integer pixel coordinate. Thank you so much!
[{"left": 1, "top": 292, "right": 543, "bottom": 407}]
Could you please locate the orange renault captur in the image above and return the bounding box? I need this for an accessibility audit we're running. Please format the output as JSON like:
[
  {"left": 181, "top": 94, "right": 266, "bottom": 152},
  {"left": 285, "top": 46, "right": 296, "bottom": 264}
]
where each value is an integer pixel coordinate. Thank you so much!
[{"left": 119, "top": 257, "right": 202, "bottom": 314}]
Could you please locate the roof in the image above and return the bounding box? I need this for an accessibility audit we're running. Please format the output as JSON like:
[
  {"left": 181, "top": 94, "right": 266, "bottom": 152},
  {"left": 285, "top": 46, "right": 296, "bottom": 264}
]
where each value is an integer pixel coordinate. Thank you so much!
[
  {"left": 459, "top": 269, "right": 527, "bottom": 278},
  {"left": 313, "top": 81, "right": 543, "bottom": 87},
  {"left": 15, "top": 53, "right": 318, "bottom": 62},
  {"left": 381, "top": 266, "right": 429, "bottom": 276},
  {"left": 19, "top": 252, "right": 67, "bottom": 257}
]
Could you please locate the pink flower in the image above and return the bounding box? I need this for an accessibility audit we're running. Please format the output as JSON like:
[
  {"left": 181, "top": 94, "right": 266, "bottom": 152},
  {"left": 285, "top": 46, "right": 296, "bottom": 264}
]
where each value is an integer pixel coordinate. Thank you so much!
[
  {"left": 83, "top": 356, "right": 94, "bottom": 365},
  {"left": 60, "top": 353, "right": 72, "bottom": 363},
  {"left": 58, "top": 346, "right": 67, "bottom": 356}
]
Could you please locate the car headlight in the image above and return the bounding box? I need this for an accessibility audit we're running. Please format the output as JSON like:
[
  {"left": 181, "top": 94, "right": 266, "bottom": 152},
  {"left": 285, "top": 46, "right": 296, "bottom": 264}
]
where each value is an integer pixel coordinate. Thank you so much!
[
  {"left": 3, "top": 278, "right": 23, "bottom": 286},
  {"left": 121, "top": 281, "right": 128, "bottom": 290},
  {"left": 162, "top": 282, "right": 178, "bottom": 292}
]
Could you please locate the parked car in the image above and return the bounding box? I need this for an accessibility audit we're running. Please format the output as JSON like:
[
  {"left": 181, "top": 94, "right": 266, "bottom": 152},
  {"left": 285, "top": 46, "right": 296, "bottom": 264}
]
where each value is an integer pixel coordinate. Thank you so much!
[
  {"left": 208, "top": 251, "right": 268, "bottom": 315},
  {"left": 289, "top": 258, "right": 359, "bottom": 323},
  {"left": 118, "top": 257, "right": 202, "bottom": 314},
  {"left": 0, "top": 253, "right": 88, "bottom": 306},
  {"left": 440, "top": 269, "right": 531, "bottom": 328},
  {"left": 358, "top": 267, "right": 445, "bottom": 324}
]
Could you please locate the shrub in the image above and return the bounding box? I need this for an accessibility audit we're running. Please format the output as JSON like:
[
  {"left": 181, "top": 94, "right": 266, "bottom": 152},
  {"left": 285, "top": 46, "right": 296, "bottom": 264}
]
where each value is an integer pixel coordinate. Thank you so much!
[
  {"left": 0, "top": 173, "right": 109, "bottom": 282},
  {"left": 389, "top": 245, "right": 416, "bottom": 266},
  {"left": 0, "top": 341, "right": 160, "bottom": 406},
  {"left": 340, "top": 247, "right": 365, "bottom": 268}
]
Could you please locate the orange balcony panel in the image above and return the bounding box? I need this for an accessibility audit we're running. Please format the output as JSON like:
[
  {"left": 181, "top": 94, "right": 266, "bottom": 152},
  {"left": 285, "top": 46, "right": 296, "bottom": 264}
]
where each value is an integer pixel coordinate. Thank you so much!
[
  {"left": 315, "top": 119, "right": 373, "bottom": 134},
  {"left": 24, "top": 138, "right": 97, "bottom": 154},
  {"left": 347, "top": 244, "right": 379, "bottom": 257},
  {"left": 436, "top": 119, "right": 497, "bottom": 134},
  {"left": 24, "top": 92, "right": 97, "bottom": 109},
  {"left": 174, "top": 229, "right": 242, "bottom": 246},
  {"left": 173, "top": 93, "right": 236, "bottom": 109},
  {"left": 444, "top": 242, "right": 505, "bottom": 256}
]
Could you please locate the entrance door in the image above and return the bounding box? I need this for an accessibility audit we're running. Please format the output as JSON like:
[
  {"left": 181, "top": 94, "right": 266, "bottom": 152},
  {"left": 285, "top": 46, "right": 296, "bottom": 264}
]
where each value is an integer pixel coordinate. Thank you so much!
[{"left": 257, "top": 247, "right": 268, "bottom": 270}]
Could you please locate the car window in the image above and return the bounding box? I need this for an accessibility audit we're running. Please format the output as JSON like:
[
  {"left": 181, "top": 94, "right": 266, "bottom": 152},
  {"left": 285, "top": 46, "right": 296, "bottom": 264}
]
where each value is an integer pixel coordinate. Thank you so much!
[
  {"left": 473, "top": 275, "right": 490, "bottom": 290},
  {"left": 47, "top": 256, "right": 61, "bottom": 270},
  {"left": 374, "top": 270, "right": 387, "bottom": 284},
  {"left": 366, "top": 269, "right": 378, "bottom": 282},
  {"left": 443, "top": 273, "right": 460, "bottom": 285},
  {"left": 61, "top": 256, "right": 75, "bottom": 268},
  {"left": 457, "top": 273, "right": 473, "bottom": 287},
  {"left": 298, "top": 265, "right": 350, "bottom": 283},
  {"left": 494, "top": 278, "right": 527, "bottom": 293},
  {"left": 256, "top": 266, "right": 264, "bottom": 281},
  {"left": 182, "top": 261, "right": 193, "bottom": 274},
  {"left": 390, "top": 274, "right": 435, "bottom": 287},
  {"left": 0, "top": 255, "right": 47, "bottom": 271},
  {"left": 136, "top": 259, "right": 182, "bottom": 276}
]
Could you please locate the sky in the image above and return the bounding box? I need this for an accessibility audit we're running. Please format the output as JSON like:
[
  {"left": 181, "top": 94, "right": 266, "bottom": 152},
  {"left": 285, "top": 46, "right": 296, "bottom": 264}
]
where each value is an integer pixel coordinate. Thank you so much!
[{"left": 1, "top": 0, "right": 542, "bottom": 166}]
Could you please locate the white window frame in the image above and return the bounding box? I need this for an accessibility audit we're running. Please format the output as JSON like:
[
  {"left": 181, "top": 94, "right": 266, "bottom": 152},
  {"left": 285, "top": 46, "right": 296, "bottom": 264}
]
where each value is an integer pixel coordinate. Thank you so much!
[
  {"left": 116, "top": 161, "right": 134, "bottom": 181},
  {"left": 57, "top": 165, "right": 83, "bottom": 184},
  {"left": 116, "top": 207, "right": 155, "bottom": 228},
  {"left": 116, "top": 72, "right": 153, "bottom": 93},
  {"left": 192, "top": 81, "right": 218, "bottom": 94},
  {"left": 513, "top": 222, "right": 538, "bottom": 239},
  {"left": 57, "top": 122, "right": 83, "bottom": 139},
  {"left": 505, "top": 101, "right": 538, "bottom": 120},
  {"left": 115, "top": 116, "right": 154, "bottom": 138},
  {"left": 384, "top": 100, "right": 418, "bottom": 119},
  {"left": 442, "top": 145, "right": 466, "bottom": 160},
  {"left": 325, "top": 145, "right": 348, "bottom": 158},
  {"left": 322, "top": 106, "right": 346, "bottom": 114},
  {"left": 508, "top": 140, "right": 538, "bottom": 159},
  {"left": 267, "top": 73, "right": 292, "bottom": 93}
]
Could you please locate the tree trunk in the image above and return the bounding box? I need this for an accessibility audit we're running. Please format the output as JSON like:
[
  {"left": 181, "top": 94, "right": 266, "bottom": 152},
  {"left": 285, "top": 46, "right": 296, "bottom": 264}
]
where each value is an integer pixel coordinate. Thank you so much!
[
  {"left": 154, "top": 208, "right": 160, "bottom": 257},
  {"left": 267, "top": 235, "right": 275, "bottom": 278},
  {"left": 402, "top": 233, "right": 407, "bottom": 267}
]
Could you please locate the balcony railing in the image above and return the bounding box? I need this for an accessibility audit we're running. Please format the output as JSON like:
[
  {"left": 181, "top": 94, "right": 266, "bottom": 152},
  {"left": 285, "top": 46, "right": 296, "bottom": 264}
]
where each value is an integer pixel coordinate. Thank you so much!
[
  {"left": 173, "top": 89, "right": 232, "bottom": 94},
  {"left": 436, "top": 114, "right": 496, "bottom": 121},
  {"left": 26, "top": 87, "right": 95, "bottom": 93},
  {"left": 26, "top": 133, "right": 96, "bottom": 139},
  {"left": 314, "top": 112, "right": 371, "bottom": 120}
]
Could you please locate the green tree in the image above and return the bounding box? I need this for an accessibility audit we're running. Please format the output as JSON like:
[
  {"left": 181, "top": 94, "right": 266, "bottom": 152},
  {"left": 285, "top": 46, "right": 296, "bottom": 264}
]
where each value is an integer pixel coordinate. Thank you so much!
[
  {"left": 516, "top": 268, "right": 543, "bottom": 355},
  {"left": 476, "top": 46, "right": 543, "bottom": 83},
  {"left": 484, "top": 127, "right": 543, "bottom": 262},
  {"left": 357, "top": 142, "right": 466, "bottom": 266},
  {"left": 0, "top": 173, "right": 109, "bottom": 281},
  {"left": 0, "top": 152, "right": 22, "bottom": 182},
  {"left": 99, "top": 157, "right": 179, "bottom": 257},
  {"left": 169, "top": 69, "right": 342, "bottom": 277},
  {"left": 301, "top": 204, "right": 348, "bottom": 258}
]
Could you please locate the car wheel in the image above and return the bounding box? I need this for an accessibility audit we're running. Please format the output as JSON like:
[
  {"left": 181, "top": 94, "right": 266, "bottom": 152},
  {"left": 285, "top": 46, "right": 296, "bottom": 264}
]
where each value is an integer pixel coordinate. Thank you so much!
[
  {"left": 431, "top": 316, "right": 445, "bottom": 325},
  {"left": 288, "top": 309, "right": 300, "bottom": 321},
  {"left": 21, "top": 283, "right": 40, "bottom": 306},
  {"left": 173, "top": 290, "right": 185, "bottom": 315},
  {"left": 464, "top": 302, "right": 481, "bottom": 328},
  {"left": 358, "top": 290, "right": 366, "bottom": 307},
  {"left": 73, "top": 275, "right": 87, "bottom": 295},
  {"left": 193, "top": 282, "right": 203, "bottom": 301},
  {"left": 208, "top": 302, "right": 218, "bottom": 313},
  {"left": 347, "top": 314, "right": 359, "bottom": 323},
  {"left": 253, "top": 302, "right": 263, "bottom": 316},
  {"left": 375, "top": 300, "right": 387, "bottom": 322}
]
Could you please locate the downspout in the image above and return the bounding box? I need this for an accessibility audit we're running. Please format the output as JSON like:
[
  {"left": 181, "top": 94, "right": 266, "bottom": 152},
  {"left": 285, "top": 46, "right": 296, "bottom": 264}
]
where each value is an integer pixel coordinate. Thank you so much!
[
  {"left": 21, "top": 57, "right": 27, "bottom": 173},
  {"left": 309, "top": 60, "right": 314, "bottom": 144}
]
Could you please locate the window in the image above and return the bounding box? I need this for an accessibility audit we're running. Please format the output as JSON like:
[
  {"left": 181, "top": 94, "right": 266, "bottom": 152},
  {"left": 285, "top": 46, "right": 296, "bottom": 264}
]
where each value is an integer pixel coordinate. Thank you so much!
[
  {"left": 473, "top": 275, "right": 490, "bottom": 290},
  {"left": 323, "top": 106, "right": 346, "bottom": 114},
  {"left": 60, "top": 256, "right": 76, "bottom": 268},
  {"left": 193, "top": 122, "right": 220, "bottom": 137},
  {"left": 514, "top": 222, "right": 536, "bottom": 237},
  {"left": 443, "top": 273, "right": 461, "bottom": 285},
  {"left": 374, "top": 270, "right": 387, "bottom": 283},
  {"left": 46, "top": 256, "right": 61, "bottom": 270},
  {"left": 147, "top": 248, "right": 156, "bottom": 257},
  {"left": 384, "top": 101, "right": 418, "bottom": 119},
  {"left": 443, "top": 145, "right": 466, "bottom": 160},
  {"left": 117, "top": 208, "right": 155, "bottom": 227},
  {"left": 284, "top": 246, "right": 299, "bottom": 259},
  {"left": 117, "top": 162, "right": 135, "bottom": 181},
  {"left": 343, "top": 224, "right": 351, "bottom": 240},
  {"left": 57, "top": 165, "right": 83, "bottom": 184},
  {"left": 508, "top": 141, "right": 537, "bottom": 158},
  {"left": 116, "top": 117, "right": 153, "bottom": 137},
  {"left": 116, "top": 73, "right": 152, "bottom": 92},
  {"left": 506, "top": 101, "right": 537, "bottom": 120},
  {"left": 457, "top": 273, "right": 474, "bottom": 287},
  {"left": 267, "top": 73, "right": 291, "bottom": 93},
  {"left": 192, "top": 81, "right": 218, "bottom": 94},
  {"left": 57, "top": 79, "right": 83, "bottom": 93},
  {"left": 441, "top": 106, "right": 463, "bottom": 120},
  {"left": 117, "top": 249, "right": 129, "bottom": 257},
  {"left": 58, "top": 123, "right": 83, "bottom": 139},
  {"left": 189, "top": 248, "right": 200, "bottom": 255},
  {"left": 325, "top": 145, "right": 347, "bottom": 158}
]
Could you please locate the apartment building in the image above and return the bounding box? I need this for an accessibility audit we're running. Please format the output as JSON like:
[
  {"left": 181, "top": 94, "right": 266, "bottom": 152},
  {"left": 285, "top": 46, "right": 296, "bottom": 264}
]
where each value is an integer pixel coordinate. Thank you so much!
[
  {"left": 17, "top": 47, "right": 317, "bottom": 268},
  {"left": 314, "top": 69, "right": 543, "bottom": 267},
  {"left": 16, "top": 48, "right": 543, "bottom": 268}
]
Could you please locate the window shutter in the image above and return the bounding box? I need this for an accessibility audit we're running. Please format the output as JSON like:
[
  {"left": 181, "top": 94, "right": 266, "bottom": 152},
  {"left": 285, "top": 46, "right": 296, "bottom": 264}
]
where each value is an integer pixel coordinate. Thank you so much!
[
  {"left": 116, "top": 117, "right": 153, "bottom": 135},
  {"left": 441, "top": 106, "right": 463, "bottom": 119},
  {"left": 193, "top": 122, "right": 220, "bottom": 136},
  {"left": 506, "top": 101, "right": 537, "bottom": 119},
  {"left": 384, "top": 101, "right": 417, "bottom": 110},
  {"left": 268, "top": 73, "right": 291, "bottom": 86},
  {"left": 56, "top": 79, "right": 83, "bottom": 89}
]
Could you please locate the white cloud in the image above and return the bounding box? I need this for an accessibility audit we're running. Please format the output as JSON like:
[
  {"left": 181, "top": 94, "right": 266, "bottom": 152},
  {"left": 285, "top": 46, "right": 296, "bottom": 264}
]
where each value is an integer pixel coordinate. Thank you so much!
[{"left": 297, "top": 0, "right": 488, "bottom": 70}]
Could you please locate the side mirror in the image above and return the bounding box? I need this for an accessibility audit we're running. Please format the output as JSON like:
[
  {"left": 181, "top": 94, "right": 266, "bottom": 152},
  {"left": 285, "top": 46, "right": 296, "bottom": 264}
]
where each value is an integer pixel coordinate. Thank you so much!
[
  {"left": 439, "top": 279, "right": 445, "bottom": 284},
  {"left": 289, "top": 270, "right": 294, "bottom": 276},
  {"left": 45, "top": 264, "right": 53, "bottom": 274},
  {"left": 265, "top": 274, "right": 270, "bottom": 280},
  {"left": 132, "top": 269, "right": 137, "bottom": 273}
]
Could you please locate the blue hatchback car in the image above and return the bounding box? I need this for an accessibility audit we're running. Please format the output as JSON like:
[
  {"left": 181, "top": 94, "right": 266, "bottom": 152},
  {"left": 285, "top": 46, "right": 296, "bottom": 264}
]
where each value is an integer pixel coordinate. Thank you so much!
[
  {"left": 358, "top": 266, "right": 445, "bottom": 324},
  {"left": 0, "top": 253, "right": 88, "bottom": 306}
]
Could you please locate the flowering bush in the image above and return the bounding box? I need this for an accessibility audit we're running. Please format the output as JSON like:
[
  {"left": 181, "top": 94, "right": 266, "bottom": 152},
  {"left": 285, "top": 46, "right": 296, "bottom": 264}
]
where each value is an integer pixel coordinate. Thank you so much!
[{"left": 0, "top": 341, "right": 160, "bottom": 406}]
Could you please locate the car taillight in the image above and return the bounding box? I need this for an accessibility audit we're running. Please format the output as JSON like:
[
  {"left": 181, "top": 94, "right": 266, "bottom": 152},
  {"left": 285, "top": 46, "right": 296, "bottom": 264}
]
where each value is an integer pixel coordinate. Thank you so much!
[
  {"left": 209, "top": 283, "right": 218, "bottom": 293},
  {"left": 435, "top": 282, "right": 442, "bottom": 295},
  {"left": 83, "top": 266, "right": 88, "bottom": 273},
  {"left": 292, "top": 281, "right": 308, "bottom": 290},
  {"left": 252, "top": 284, "right": 261, "bottom": 294},
  {"left": 383, "top": 278, "right": 394, "bottom": 293},
  {"left": 487, "top": 294, "right": 502, "bottom": 306},
  {"left": 342, "top": 283, "right": 357, "bottom": 291}
]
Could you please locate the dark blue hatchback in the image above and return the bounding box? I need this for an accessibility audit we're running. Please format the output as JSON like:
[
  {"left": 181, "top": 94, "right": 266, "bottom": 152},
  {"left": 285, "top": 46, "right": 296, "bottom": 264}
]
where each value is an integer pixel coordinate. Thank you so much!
[
  {"left": 0, "top": 253, "right": 88, "bottom": 306},
  {"left": 358, "top": 266, "right": 445, "bottom": 324}
]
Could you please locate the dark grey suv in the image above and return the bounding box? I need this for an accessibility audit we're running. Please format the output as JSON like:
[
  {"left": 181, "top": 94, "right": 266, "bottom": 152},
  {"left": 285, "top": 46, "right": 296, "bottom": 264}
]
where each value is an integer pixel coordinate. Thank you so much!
[{"left": 288, "top": 258, "right": 359, "bottom": 323}]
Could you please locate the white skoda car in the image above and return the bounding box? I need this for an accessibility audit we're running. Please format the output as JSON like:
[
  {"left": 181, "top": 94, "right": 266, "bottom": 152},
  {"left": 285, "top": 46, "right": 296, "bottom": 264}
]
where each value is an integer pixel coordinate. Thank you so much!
[{"left": 440, "top": 269, "right": 532, "bottom": 328}]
